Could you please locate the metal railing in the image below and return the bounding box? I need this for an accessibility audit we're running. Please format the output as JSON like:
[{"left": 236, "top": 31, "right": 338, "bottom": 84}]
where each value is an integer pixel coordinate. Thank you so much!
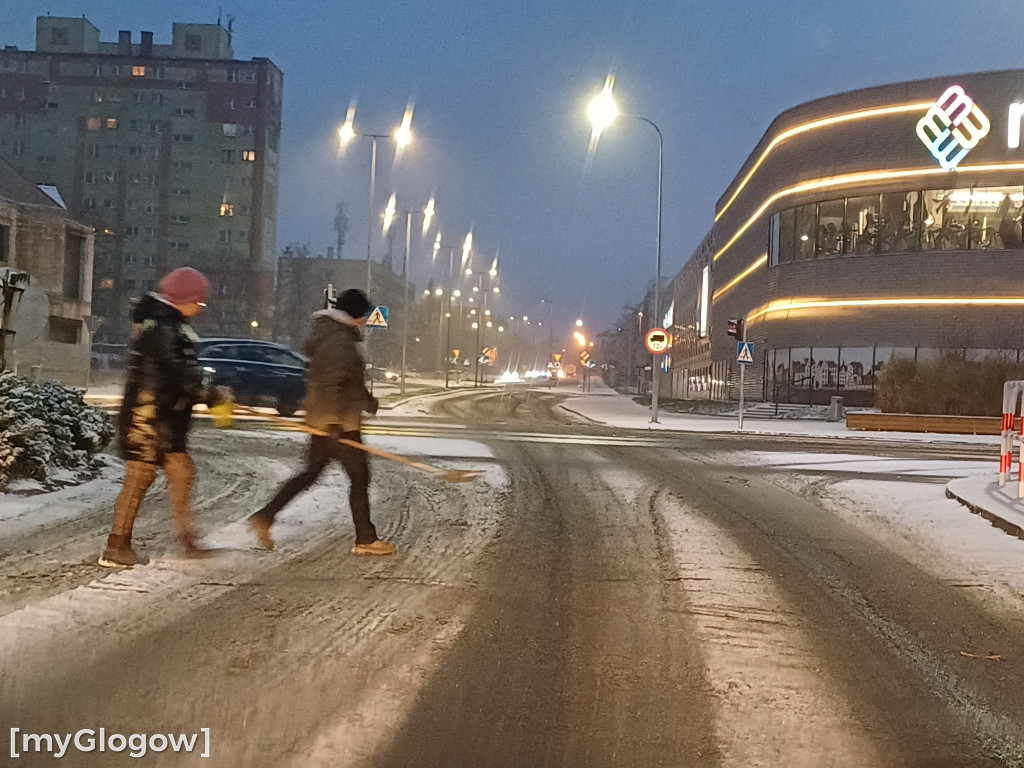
[{"left": 770, "top": 375, "right": 816, "bottom": 415}]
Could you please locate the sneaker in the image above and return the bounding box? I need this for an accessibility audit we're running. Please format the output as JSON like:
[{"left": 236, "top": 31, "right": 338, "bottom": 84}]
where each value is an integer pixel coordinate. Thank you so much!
[
  {"left": 351, "top": 540, "right": 397, "bottom": 556},
  {"left": 248, "top": 515, "right": 275, "bottom": 551},
  {"left": 98, "top": 546, "right": 150, "bottom": 568}
]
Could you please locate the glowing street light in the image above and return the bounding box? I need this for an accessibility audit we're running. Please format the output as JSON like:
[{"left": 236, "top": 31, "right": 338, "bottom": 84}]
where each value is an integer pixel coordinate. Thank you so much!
[
  {"left": 422, "top": 196, "right": 435, "bottom": 236},
  {"left": 573, "top": 331, "right": 587, "bottom": 347},
  {"left": 587, "top": 75, "right": 619, "bottom": 149},
  {"left": 382, "top": 193, "right": 397, "bottom": 235},
  {"left": 575, "top": 318, "right": 584, "bottom": 327},
  {"left": 462, "top": 231, "right": 473, "bottom": 269},
  {"left": 338, "top": 103, "right": 357, "bottom": 145},
  {"left": 394, "top": 104, "right": 414, "bottom": 148}
]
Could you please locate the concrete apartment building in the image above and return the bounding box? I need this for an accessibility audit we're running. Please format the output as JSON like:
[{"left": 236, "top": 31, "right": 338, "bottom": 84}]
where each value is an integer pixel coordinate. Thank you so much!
[
  {"left": 0, "top": 16, "right": 282, "bottom": 341},
  {"left": 0, "top": 159, "right": 94, "bottom": 385}
]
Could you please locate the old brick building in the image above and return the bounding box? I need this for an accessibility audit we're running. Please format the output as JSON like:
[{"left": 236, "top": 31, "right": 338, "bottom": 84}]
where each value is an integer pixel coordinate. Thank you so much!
[{"left": 0, "top": 159, "right": 94, "bottom": 385}]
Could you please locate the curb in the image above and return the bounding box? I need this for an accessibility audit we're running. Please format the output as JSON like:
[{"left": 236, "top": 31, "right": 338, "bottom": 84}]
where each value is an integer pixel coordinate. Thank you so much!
[{"left": 945, "top": 482, "right": 1024, "bottom": 541}]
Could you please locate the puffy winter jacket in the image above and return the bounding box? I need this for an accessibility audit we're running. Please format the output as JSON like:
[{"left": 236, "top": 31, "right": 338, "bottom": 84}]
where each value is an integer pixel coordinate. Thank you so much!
[
  {"left": 303, "top": 309, "right": 376, "bottom": 432},
  {"left": 118, "top": 294, "right": 203, "bottom": 464}
]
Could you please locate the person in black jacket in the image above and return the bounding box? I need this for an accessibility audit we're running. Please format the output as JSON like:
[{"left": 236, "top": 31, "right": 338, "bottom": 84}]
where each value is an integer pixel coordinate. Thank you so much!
[
  {"left": 248, "top": 288, "right": 395, "bottom": 556},
  {"left": 100, "top": 267, "right": 210, "bottom": 567}
]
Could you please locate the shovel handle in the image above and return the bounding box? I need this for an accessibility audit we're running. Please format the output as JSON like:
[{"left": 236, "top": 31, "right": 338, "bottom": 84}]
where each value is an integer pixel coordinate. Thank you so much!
[{"left": 231, "top": 405, "right": 449, "bottom": 477}]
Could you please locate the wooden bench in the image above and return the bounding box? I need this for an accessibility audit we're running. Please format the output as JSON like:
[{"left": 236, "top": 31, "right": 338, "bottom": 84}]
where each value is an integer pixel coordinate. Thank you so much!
[{"left": 845, "top": 412, "right": 1006, "bottom": 435}]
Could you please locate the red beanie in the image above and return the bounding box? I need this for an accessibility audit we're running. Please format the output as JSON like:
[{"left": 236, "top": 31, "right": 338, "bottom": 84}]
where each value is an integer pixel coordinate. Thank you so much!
[{"left": 158, "top": 267, "right": 208, "bottom": 306}]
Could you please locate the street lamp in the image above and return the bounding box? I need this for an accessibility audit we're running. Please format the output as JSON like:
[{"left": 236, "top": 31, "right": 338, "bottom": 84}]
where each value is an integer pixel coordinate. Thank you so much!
[
  {"left": 464, "top": 262, "right": 499, "bottom": 387},
  {"left": 338, "top": 102, "right": 415, "bottom": 293},
  {"left": 382, "top": 194, "right": 436, "bottom": 395},
  {"left": 540, "top": 299, "right": 555, "bottom": 368},
  {"left": 587, "top": 76, "right": 664, "bottom": 423}
]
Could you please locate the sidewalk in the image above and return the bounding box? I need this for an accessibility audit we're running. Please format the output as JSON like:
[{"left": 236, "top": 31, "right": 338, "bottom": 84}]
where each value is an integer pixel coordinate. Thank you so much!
[
  {"left": 556, "top": 378, "right": 1001, "bottom": 446},
  {"left": 946, "top": 475, "right": 1024, "bottom": 539}
]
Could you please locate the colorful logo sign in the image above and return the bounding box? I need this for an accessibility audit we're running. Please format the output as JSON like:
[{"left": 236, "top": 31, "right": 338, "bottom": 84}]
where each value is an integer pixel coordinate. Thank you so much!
[{"left": 916, "top": 85, "right": 990, "bottom": 170}]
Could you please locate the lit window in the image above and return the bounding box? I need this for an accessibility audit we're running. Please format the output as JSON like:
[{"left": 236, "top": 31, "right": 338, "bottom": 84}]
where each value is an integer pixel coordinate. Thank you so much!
[
  {"left": 242, "top": 150, "right": 256, "bottom": 162},
  {"left": 132, "top": 66, "right": 146, "bottom": 77},
  {"left": 86, "top": 118, "right": 101, "bottom": 131},
  {"left": 106, "top": 118, "right": 118, "bottom": 130},
  {"left": 220, "top": 204, "right": 234, "bottom": 217}
]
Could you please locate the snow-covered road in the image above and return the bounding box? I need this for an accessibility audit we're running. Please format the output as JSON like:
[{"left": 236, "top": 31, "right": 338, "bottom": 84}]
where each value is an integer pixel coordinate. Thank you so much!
[{"left": 1, "top": 389, "right": 1022, "bottom": 766}]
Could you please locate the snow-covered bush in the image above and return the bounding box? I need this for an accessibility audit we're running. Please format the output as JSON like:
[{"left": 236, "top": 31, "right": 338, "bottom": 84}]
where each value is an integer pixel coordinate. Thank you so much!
[{"left": 0, "top": 372, "right": 113, "bottom": 490}]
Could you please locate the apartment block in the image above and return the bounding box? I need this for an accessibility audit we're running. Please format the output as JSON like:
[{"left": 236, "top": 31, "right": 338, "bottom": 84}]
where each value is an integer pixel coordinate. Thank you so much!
[{"left": 0, "top": 16, "right": 282, "bottom": 341}]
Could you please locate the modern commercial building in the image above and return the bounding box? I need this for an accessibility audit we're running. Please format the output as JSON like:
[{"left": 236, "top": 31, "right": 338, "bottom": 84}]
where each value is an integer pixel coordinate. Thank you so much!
[
  {"left": 669, "top": 68, "right": 1024, "bottom": 406},
  {"left": 0, "top": 16, "right": 282, "bottom": 341},
  {"left": 0, "top": 159, "right": 94, "bottom": 385}
]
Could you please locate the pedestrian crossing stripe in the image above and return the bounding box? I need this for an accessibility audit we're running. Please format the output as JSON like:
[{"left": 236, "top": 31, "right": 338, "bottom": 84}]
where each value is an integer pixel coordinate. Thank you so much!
[
  {"left": 366, "top": 306, "right": 389, "bottom": 328},
  {"left": 737, "top": 341, "right": 754, "bottom": 365}
]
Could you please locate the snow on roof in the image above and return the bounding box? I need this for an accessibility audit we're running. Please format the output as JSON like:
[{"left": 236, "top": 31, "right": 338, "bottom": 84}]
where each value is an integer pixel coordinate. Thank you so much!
[{"left": 36, "top": 185, "right": 67, "bottom": 210}]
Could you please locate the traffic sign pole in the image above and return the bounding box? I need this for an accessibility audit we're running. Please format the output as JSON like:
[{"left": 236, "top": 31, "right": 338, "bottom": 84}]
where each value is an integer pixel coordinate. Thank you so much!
[
  {"left": 738, "top": 330, "right": 748, "bottom": 431},
  {"left": 739, "top": 349, "right": 745, "bottom": 431}
]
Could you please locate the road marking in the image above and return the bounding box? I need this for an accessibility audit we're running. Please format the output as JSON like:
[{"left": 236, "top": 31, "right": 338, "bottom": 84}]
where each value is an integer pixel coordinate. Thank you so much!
[{"left": 658, "top": 493, "right": 880, "bottom": 766}]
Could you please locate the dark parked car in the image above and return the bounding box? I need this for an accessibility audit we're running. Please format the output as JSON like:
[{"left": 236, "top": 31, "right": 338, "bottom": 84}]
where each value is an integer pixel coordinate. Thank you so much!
[{"left": 196, "top": 339, "right": 307, "bottom": 416}]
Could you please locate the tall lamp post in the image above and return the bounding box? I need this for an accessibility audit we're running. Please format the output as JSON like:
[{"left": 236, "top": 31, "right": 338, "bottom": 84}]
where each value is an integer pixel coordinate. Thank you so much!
[
  {"left": 382, "top": 194, "right": 435, "bottom": 395},
  {"left": 539, "top": 298, "right": 555, "bottom": 367},
  {"left": 338, "top": 104, "right": 414, "bottom": 294},
  {"left": 433, "top": 233, "right": 473, "bottom": 379},
  {"left": 587, "top": 77, "right": 664, "bottom": 423},
  {"left": 464, "top": 263, "right": 499, "bottom": 387}
]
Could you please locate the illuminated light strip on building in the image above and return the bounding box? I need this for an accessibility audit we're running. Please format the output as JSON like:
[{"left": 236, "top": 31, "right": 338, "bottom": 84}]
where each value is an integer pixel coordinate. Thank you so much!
[
  {"left": 746, "top": 295, "right": 1024, "bottom": 323},
  {"left": 712, "top": 253, "right": 767, "bottom": 302},
  {"left": 715, "top": 102, "right": 933, "bottom": 223},
  {"left": 712, "top": 160, "right": 1024, "bottom": 263}
]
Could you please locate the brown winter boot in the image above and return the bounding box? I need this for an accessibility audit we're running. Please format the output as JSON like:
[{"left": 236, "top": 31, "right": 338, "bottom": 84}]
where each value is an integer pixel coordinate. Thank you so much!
[{"left": 99, "top": 533, "right": 151, "bottom": 568}]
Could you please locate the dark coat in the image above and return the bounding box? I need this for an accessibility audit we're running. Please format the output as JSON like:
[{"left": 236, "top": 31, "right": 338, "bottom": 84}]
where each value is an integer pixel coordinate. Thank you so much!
[
  {"left": 118, "top": 294, "right": 203, "bottom": 464},
  {"left": 303, "top": 309, "right": 375, "bottom": 432}
]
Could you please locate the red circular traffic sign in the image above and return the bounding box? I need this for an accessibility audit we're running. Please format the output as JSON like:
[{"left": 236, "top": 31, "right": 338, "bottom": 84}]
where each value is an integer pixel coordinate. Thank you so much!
[{"left": 644, "top": 327, "right": 671, "bottom": 354}]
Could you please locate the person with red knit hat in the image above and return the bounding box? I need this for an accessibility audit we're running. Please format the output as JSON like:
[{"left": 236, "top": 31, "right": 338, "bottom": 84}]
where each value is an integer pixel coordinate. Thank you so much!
[{"left": 100, "top": 267, "right": 213, "bottom": 567}]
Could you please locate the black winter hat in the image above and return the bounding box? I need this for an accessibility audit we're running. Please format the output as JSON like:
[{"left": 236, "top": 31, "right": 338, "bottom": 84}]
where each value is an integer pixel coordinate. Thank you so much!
[{"left": 333, "top": 288, "right": 372, "bottom": 318}]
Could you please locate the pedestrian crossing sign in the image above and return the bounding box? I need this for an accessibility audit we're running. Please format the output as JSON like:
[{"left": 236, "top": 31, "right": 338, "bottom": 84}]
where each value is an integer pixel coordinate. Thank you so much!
[
  {"left": 737, "top": 341, "right": 755, "bottom": 365},
  {"left": 366, "top": 306, "right": 389, "bottom": 329}
]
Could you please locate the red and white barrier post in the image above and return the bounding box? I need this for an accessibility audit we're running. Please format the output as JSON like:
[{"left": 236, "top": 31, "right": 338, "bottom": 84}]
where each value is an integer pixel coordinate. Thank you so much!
[{"left": 999, "top": 380, "right": 1024, "bottom": 494}]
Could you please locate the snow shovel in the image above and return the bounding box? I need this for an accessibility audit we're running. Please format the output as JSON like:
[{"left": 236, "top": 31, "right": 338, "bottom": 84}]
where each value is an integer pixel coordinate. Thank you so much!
[{"left": 228, "top": 404, "right": 485, "bottom": 484}]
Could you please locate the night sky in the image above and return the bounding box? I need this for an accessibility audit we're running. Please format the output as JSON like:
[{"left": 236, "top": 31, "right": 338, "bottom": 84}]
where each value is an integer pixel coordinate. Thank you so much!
[{"left": 4, "top": 0, "right": 1024, "bottom": 333}]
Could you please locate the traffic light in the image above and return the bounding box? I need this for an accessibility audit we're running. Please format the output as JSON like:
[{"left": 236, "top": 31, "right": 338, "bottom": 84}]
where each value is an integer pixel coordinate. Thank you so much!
[{"left": 727, "top": 317, "right": 744, "bottom": 339}]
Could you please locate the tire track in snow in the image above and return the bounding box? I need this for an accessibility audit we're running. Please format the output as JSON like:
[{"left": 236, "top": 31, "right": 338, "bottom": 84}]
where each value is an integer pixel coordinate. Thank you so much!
[{"left": 654, "top": 485, "right": 881, "bottom": 767}]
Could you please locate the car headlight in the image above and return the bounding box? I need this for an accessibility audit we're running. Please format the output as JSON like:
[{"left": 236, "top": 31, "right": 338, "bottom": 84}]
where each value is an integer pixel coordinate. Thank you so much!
[{"left": 202, "top": 366, "right": 216, "bottom": 373}]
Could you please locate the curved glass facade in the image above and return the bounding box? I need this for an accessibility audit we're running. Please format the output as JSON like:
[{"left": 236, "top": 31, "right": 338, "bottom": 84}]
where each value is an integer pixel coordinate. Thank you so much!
[{"left": 769, "top": 185, "right": 1024, "bottom": 265}]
